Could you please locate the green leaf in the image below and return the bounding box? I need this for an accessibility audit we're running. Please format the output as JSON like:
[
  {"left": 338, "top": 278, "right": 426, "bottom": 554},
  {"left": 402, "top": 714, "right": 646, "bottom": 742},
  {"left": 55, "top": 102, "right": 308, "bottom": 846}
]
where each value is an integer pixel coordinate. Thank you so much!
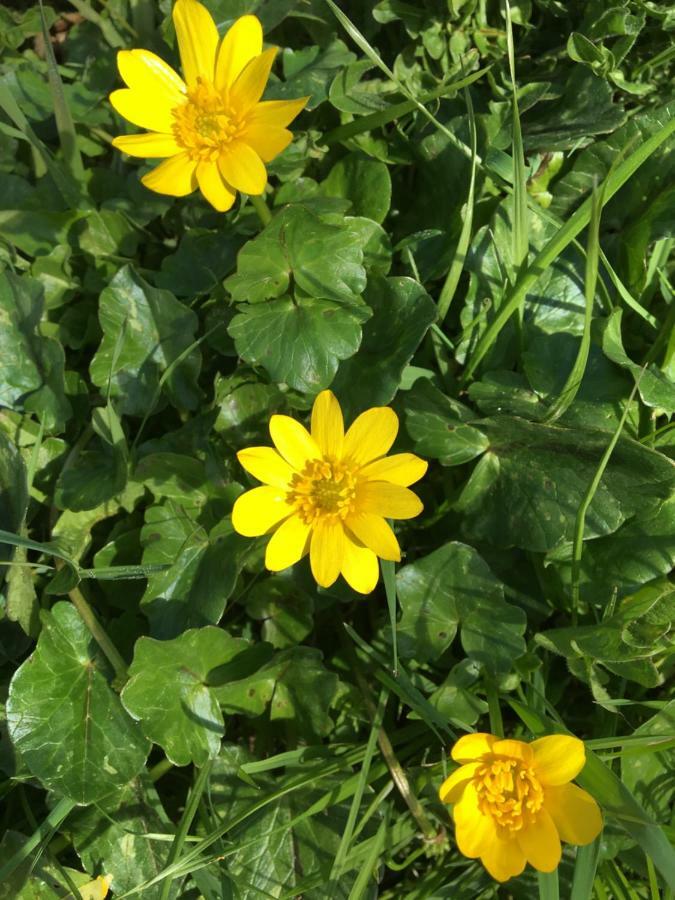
[
  {"left": 155, "top": 228, "right": 240, "bottom": 297},
  {"left": 6, "top": 602, "right": 149, "bottom": 803},
  {"left": 580, "top": 496, "right": 675, "bottom": 595},
  {"left": 90, "top": 265, "right": 202, "bottom": 416},
  {"left": 0, "top": 271, "right": 71, "bottom": 431},
  {"left": 345, "top": 216, "right": 392, "bottom": 275},
  {"left": 5, "top": 543, "right": 39, "bottom": 638},
  {"left": 225, "top": 205, "right": 367, "bottom": 305},
  {"left": 0, "top": 432, "right": 27, "bottom": 572},
  {"left": 140, "top": 506, "right": 247, "bottom": 638},
  {"left": 122, "top": 627, "right": 249, "bottom": 767},
  {"left": 536, "top": 580, "right": 675, "bottom": 687},
  {"left": 70, "top": 776, "right": 172, "bottom": 900},
  {"left": 323, "top": 154, "right": 392, "bottom": 223},
  {"left": 331, "top": 276, "right": 436, "bottom": 416},
  {"left": 621, "top": 700, "right": 675, "bottom": 821},
  {"left": 457, "top": 416, "right": 675, "bottom": 552},
  {"left": 216, "top": 647, "right": 339, "bottom": 739},
  {"left": 403, "top": 380, "right": 489, "bottom": 465},
  {"left": 601, "top": 309, "right": 675, "bottom": 413},
  {"left": 206, "top": 745, "right": 295, "bottom": 898},
  {"left": 245, "top": 574, "right": 314, "bottom": 648},
  {"left": 522, "top": 69, "right": 626, "bottom": 151},
  {"left": 229, "top": 296, "right": 369, "bottom": 393},
  {"left": 54, "top": 434, "right": 127, "bottom": 512},
  {"left": 269, "top": 40, "right": 356, "bottom": 109},
  {"left": 522, "top": 332, "right": 633, "bottom": 431},
  {"left": 396, "top": 541, "right": 526, "bottom": 673}
]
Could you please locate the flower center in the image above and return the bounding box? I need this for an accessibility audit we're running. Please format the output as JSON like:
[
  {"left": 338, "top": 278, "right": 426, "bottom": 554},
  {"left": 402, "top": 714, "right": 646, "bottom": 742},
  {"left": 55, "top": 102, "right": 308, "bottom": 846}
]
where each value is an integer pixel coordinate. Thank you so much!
[
  {"left": 172, "top": 78, "right": 242, "bottom": 161},
  {"left": 287, "top": 459, "right": 357, "bottom": 524},
  {"left": 473, "top": 756, "right": 544, "bottom": 834}
]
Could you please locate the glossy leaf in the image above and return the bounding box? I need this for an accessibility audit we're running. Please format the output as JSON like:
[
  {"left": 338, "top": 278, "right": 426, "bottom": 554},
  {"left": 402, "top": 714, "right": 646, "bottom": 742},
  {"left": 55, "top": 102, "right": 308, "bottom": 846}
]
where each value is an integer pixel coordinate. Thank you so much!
[{"left": 6, "top": 602, "right": 149, "bottom": 803}]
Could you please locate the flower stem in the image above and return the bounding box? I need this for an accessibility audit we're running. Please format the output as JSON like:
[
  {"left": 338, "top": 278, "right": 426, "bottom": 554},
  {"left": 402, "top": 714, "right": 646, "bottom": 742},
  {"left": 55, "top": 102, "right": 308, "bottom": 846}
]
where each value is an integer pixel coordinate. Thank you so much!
[
  {"left": 64, "top": 572, "right": 129, "bottom": 685},
  {"left": 250, "top": 193, "right": 272, "bottom": 226},
  {"left": 350, "top": 660, "right": 439, "bottom": 843}
]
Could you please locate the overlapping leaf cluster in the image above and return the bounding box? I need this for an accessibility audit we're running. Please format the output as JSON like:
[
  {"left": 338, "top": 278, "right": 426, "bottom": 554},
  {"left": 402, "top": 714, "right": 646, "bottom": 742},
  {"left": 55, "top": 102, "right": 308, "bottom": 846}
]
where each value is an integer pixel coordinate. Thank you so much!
[{"left": 0, "top": 1, "right": 674, "bottom": 898}]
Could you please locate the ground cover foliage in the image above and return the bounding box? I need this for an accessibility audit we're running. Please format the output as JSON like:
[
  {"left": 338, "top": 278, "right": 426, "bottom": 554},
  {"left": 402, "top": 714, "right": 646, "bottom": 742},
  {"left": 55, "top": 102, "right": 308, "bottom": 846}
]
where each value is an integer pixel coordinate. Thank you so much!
[{"left": 0, "top": 0, "right": 674, "bottom": 896}]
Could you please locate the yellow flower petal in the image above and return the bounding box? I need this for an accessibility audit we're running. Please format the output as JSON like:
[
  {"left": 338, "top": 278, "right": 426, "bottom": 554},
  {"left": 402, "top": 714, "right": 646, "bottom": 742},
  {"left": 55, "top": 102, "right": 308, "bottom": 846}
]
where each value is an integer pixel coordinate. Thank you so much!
[
  {"left": 453, "top": 783, "right": 497, "bottom": 857},
  {"left": 480, "top": 835, "right": 526, "bottom": 882},
  {"left": 249, "top": 97, "right": 309, "bottom": 128},
  {"left": 343, "top": 407, "right": 398, "bottom": 466},
  {"left": 532, "top": 735, "right": 586, "bottom": 785},
  {"left": 218, "top": 142, "right": 267, "bottom": 195},
  {"left": 230, "top": 47, "right": 278, "bottom": 114},
  {"left": 341, "top": 534, "right": 379, "bottom": 594},
  {"left": 269, "top": 415, "right": 320, "bottom": 471},
  {"left": 492, "top": 738, "right": 534, "bottom": 764},
  {"left": 265, "top": 514, "right": 311, "bottom": 571},
  {"left": 360, "top": 453, "right": 428, "bottom": 487},
  {"left": 356, "top": 482, "right": 423, "bottom": 520},
  {"left": 237, "top": 447, "right": 294, "bottom": 489},
  {"left": 451, "top": 733, "right": 496, "bottom": 763},
  {"left": 173, "top": 0, "right": 219, "bottom": 86},
  {"left": 215, "top": 14, "right": 263, "bottom": 93},
  {"left": 346, "top": 514, "right": 400, "bottom": 561},
  {"left": 231, "top": 486, "right": 292, "bottom": 537},
  {"left": 110, "top": 88, "right": 176, "bottom": 134},
  {"left": 78, "top": 874, "right": 112, "bottom": 900},
  {"left": 516, "top": 809, "right": 561, "bottom": 872},
  {"left": 545, "top": 783, "right": 603, "bottom": 845},
  {"left": 439, "top": 762, "right": 480, "bottom": 804},
  {"left": 311, "top": 390, "right": 344, "bottom": 458},
  {"left": 196, "top": 160, "right": 237, "bottom": 211},
  {"left": 141, "top": 152, "right": 198, "bottom": 196},
  {"left": 112, "top": 133, "right": 182, "bottom": 158},
  {"left": 242, "top": 125, "right": 292, "bottom": 162},
  {"left": 117, "top": 48, "right": 185, "bottom": 106},
  {"left": 310, "top": 519, "right": 345, "bottom": 588}
]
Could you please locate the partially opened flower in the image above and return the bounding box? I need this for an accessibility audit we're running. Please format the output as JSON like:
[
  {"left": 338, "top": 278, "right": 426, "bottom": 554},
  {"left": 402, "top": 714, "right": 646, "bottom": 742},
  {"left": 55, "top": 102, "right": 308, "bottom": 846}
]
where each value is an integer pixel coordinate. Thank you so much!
[
  {"left": 232, "top": 390, "right": 427, "bottom": 594},
  {"left": 439, "top": 733, "right": 602, "bottom": 882},
  {"left": 109, "top": 0, "right": 308, "bottom": 210}
]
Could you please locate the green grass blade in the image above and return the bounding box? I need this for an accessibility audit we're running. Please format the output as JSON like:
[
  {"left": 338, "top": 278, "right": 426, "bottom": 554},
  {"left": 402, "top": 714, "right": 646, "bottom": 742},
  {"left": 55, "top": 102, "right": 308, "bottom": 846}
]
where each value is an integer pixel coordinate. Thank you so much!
[
  {"left": 0, "top": 798, "right": 76, "bottom": 882},
  {"left": 159, "top": 760, "right": 214, "bottom": 900},
  {"left": 39, "top": 0, "right": 84, "bottom": 180},
  {"left": 462, "top": 107, "right": 675, "bottom": 381},
  {"left": 348, "top": 817, "right": 387, "bottom": 900},
  {"left": 324, "top": 0, "right": 475, "bottom": 161},
  {"left": 324, "top": 64, "right": 490, "bottom": 145},
  {"left": 505, "top": 0, "right": 529, "bottom": 277},
  {"left": 0, "top": 80, "right": 83, "bottom": 207},
  {"left": 538, "top": 870, "right": 560, "bottom": 900},
  {"left": 330, "top": 689, "right": 388, "bottom": 883},
  {"left": 569, "top": 377, "right": 640, "bottom": 618},
  {"left": 381, "top": 558, "right": 398, "bottom": 673},
  {"left": 437, "top": 88, "right": 478, "bottom": 324},
  {"left": 0, "top": 528, "right": 77, "bottom": 566},
  {"left": 571, "top": 838, "right": 602, "bottom": 900},
  {"left": 600, "top": 248, "right": 659, "bottom": 329},
  {"left": 545, "top": 183, "right": 603, "bottom": 422}
]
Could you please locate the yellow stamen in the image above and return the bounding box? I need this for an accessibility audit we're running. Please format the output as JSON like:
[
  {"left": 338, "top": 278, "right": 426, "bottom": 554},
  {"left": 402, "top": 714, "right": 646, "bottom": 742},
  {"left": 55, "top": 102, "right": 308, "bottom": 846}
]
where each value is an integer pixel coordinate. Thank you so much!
[
  {"left": 473, "top": 755, "right": 544, "bottom": 834},
  {"left": 287, "top": 459, "right": 358, "bottom": 524},
  {"left": 172, "top": 77, "right": 243, "bottom": 161}
]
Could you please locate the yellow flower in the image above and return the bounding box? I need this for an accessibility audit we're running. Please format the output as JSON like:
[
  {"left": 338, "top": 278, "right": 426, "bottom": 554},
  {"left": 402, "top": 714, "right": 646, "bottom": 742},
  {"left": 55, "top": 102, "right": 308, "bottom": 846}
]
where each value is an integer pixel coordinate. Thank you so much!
[
  {"left": 439, "top": 733, "right": 603, "bottom": 883},
  {"left": 109, "top": 0, "right": 308, "bottom": 211},
  {"left": 232, "top": 390, "right": 427, "bottom": 593}
]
